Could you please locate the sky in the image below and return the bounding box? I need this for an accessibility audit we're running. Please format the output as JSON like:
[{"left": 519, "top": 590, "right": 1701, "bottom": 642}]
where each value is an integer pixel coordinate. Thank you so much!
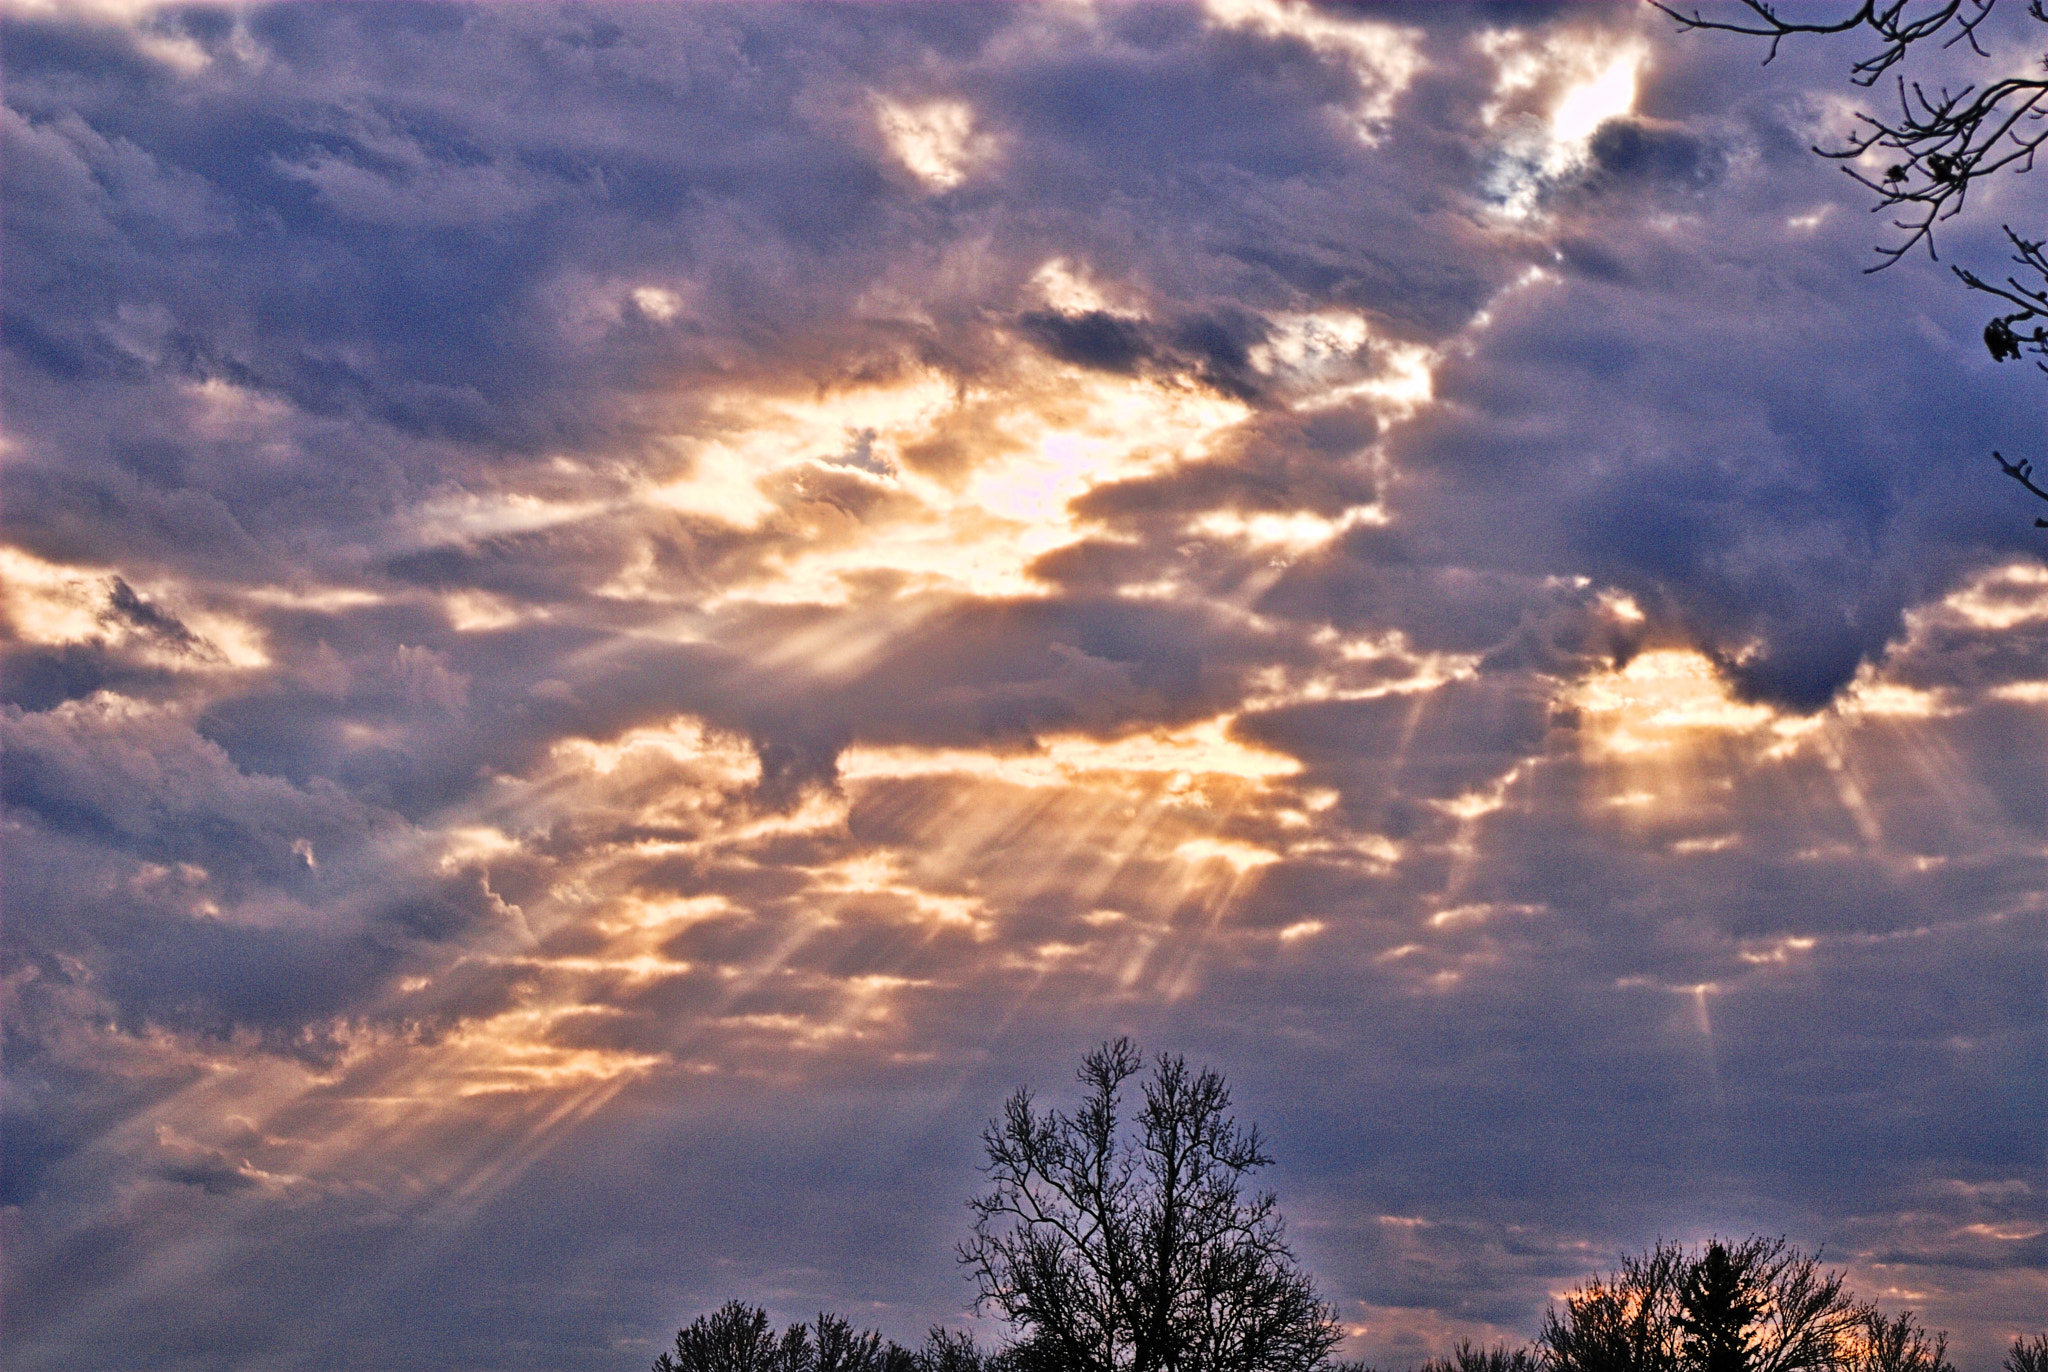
[{"left": 2, "top": 2, "right": 2043, "bottom": 1370}]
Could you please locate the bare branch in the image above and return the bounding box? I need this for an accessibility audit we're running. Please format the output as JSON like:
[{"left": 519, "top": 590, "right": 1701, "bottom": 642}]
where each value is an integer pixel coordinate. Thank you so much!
[
  {"left": 1955, "top": 226, "right": 2048, "bottom": 362},
  {"left": 1649, "top": 1, "right": 2000, "bottom": 83},
  {"left": 1653, "top": 0, "right": 2045, "bottom": 263},
  {"left": 1657, "top": 2, "right": 2047, "bottom": 530},
  {"left": 1993, "top": 452, "right": 2048, "bottom": 523}
]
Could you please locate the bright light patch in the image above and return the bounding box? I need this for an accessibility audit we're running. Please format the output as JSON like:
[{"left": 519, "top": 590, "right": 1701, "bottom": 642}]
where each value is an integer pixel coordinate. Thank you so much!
[
  {"left": 437, "top": 827, "right": 522, "bottom": 873},
  {"left": 242, "top": 584, "right": 388, "bottom": 612},
  {"left": 1738, "top": 935, "right": 1816, "bottom": 965},
  {"left": 630, "top": 286, "right": 683, "bottom": 321},
  {"left": 1429, "top": 902, "right": 1544, "bottom": 928},
  {"left": 1670, "top": 834, "right": 1739, "bottom": 854},
  {"left": 1239, "top": 633, "right": 1479, "bottom": 712},
  {"left": 1250, "top": 310, "right": 1439, "bottom": 416},
  {"left": 1253, "top": 311, "right": 1370, "bottom": 376},
  {"left": 1205, "top": 0, "right": 1423, "bottom": 142},
  {"left": 967, "top": 432, "right": 1097, "bottom": 527},
  {"left": 1189, "top": 508, "right": 1377, "bottom": 554},
  {"left": 661, "top": 365, "right": 1251, "bottom": 606},
  {"left": 1549, "top": 50, "right": 1639, "bottom": 147},
  {"left": 1604, "top": 592, "right": 1646, "bottom": 623},
  {"left": 1941, "top": 561, "right": 2048, "bottom": 630},
  {"left": 186, "top": 375, "right": 293, "bottom": 435},
  {"left": 841, "top": 715, "right": 1302, "bottom": 789},
  {"left": 1317, "top": 341, "right": 1437, "bottom": 415},
  {"left": 408, "top": 489, "right": 609, "bottom": 544},
  {"left": 648, "top": 373, "right": 953, "bottom": 537},
  {"left": 444, "top": 590, "right": 526, "bottom": 632},
  {"left": 1478, "top": 31, "right": 1645, "bottom": 217},
  {"left": 549, "top": 714, "right": 759, "bottom": 781},
  {"left": 7, "top": 0, "right": 185, "bottom": 17},
  {"left": 1434, "top": 785, "right": 1509, "bottom": 821},
  {"left": 648, "top": 438, "right": 788, "bottom": 532},
  {"left": 0, "top": 546, "right": 117, "bottom": 644},
  {"left": 0, "top": 547, "right": 269, "bottom": 667},
  {"left": 1574, "top": 649, "right": 1774, "bottom": 755},
  {"left": 435, "top": 1015, "right": 666, "bottom": 1096},
  {"left": 875, "top": 98, "right": 979, "bottom": 190},
  {"left": 175, "top": 608, "right": 269, "bottom": 668},
  {"left": 1173, "top": 836, "right": 1280, "bottom": 873},
  {"left": 1840, "top": 680, "right": 1950, "bottom": 719},
  {"left": 1030, "top": 258, "right": 1120, "bottom": 315}
]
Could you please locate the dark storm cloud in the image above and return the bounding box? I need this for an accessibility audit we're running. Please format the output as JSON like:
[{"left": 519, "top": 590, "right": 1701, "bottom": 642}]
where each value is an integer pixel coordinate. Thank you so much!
[
  {"left": 1585, "top": 115, "right": 1723, "bottom": 187},
  {"left": 1020, "top": 309, "right": 1156, "bottom": 374},
  {"left": 1017, "top": 305, "right": 1275, "bottom": 401}
]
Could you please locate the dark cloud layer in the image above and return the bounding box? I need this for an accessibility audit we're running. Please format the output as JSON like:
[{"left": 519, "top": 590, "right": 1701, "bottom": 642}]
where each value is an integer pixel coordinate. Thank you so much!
[{"left": 3, "top": 3, "right": 2041, "bottom": 1371}]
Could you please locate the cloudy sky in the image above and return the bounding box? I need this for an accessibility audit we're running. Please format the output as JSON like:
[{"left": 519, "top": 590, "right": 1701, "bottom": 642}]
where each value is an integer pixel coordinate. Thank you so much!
[{"left": 3, "top": 2, "right": 2043, "bottom": 1369}]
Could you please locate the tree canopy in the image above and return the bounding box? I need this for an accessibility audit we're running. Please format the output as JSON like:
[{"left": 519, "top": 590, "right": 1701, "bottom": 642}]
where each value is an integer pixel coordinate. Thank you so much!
[
  {"left": 656, "top": 1304, "right": 911, "bottom": 1372},
  {"left": 1539, "top": 1237, "right": 1954, "bottom": 1372}
]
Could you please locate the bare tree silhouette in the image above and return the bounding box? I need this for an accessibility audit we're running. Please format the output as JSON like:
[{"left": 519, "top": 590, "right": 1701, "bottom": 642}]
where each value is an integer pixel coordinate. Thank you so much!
[{"left": 961, "top": 1038, "right": 1341, "bottom": 1372}]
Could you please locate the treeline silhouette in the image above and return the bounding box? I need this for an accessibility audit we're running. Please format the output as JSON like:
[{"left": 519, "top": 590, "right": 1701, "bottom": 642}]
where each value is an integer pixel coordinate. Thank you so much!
[
  {"left": 652, "top": 1281, "right": 2047, "bottom": 1372},
  {"left": 650, "top": 1046, "right": 2044, "bottom": 1372}
]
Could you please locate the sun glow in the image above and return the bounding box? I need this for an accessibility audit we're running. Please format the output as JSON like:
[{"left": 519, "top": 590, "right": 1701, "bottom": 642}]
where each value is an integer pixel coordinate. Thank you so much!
[
  {"left": 1575, "top": 650, "right": 1774, "bottom": 755},
  {"left": 842, "top": 715, "right": 1302, "bottom": 789},
  {"left": 1567, "top": 649, "right": 1786, "bottom": 839},
  {"left": 1549, "top": 49, "right": 1640, "bottom": 147},
  {"left": 1478, "top": 30, "right": 1645, "bottom": 217},
  {"left": 649, "top": 364, "right": 1254, "bottom": 606}
]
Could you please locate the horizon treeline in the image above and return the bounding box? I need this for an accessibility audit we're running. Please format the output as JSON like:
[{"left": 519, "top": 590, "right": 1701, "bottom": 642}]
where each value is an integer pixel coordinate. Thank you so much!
[{"left": 650, "top": 1236, "right": 2048, "bottom": 1372}]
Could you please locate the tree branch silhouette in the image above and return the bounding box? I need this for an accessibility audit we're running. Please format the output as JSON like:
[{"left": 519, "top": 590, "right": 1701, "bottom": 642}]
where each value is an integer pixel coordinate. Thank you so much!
[{"left": 1653, "top": 1, "right": 2048, "bottom": 523}]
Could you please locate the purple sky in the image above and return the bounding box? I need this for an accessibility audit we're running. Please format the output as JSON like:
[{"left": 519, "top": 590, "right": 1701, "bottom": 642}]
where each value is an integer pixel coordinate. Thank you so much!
[{"left": 2, "top": 3, "right": 2042, "bottom": 1370}]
